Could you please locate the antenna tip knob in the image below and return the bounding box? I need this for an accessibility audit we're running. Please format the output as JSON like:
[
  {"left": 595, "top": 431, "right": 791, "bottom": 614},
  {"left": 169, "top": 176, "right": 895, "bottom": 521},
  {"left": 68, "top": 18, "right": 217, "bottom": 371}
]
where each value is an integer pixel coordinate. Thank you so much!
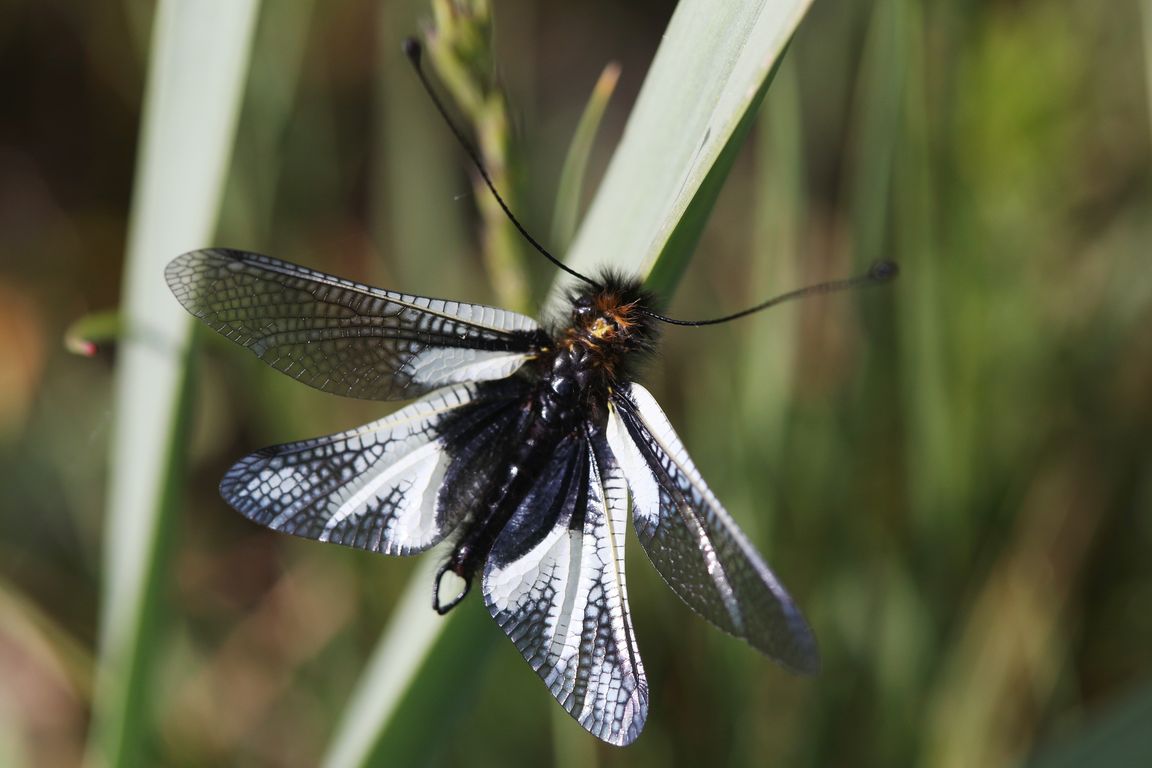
[
  {"left": 868, "top": 260, "right": 899, "bottom": 283},
  {"left": 402, "top": 37, "right": 422, "bottom": 66}
]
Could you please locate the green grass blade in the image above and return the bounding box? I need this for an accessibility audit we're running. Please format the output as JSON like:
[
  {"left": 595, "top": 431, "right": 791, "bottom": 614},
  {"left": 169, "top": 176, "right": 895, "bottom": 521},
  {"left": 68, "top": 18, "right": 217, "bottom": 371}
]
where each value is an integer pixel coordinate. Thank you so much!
[
  {"left": 1024, "top": 682, "right": 1152, "bottom": 768},
  {"left": 739, "top": 53, "right": 804, "bottom": 472},
  {"left": 551, "top": 63, "right": 621, "bottom": 251},
  {"left": 85, "top": 2, "right": 260, "bottom": 765},
  {"left": 219, "top": 0, "right": 315, "bottom": 246},
  {"left": 321, "top": 557, "right": 447, "bottom": 768},
  {"left": 322, "top": 558, "right": 499, "bottom": 768},
  {"left": 556, "top": 0, "right": 815, "bottom": 300}
]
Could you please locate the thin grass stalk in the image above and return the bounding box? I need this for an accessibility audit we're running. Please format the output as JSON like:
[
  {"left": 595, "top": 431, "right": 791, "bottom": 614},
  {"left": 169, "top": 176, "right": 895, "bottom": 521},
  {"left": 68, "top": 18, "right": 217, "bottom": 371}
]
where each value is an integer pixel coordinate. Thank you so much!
[
  {"left": 551, "top": 63, "right": 621, "bottom": 251},
  {"left": 730, "top": 54, "right": 804, "bottom": 538},
  {"left": 375, "top": 0, "right": 472, "bottom": 294},
  {"left": 424, "top": 0, "right": 529, "bottom": 311},
  {"left": 891, "top": 0, "right": 961, "bottom": 550}
]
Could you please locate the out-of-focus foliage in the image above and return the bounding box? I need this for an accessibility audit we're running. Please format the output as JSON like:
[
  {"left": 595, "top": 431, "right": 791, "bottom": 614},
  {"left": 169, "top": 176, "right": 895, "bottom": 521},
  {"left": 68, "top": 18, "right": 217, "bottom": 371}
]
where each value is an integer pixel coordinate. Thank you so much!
[{"left": 0, "top": 0, "right": 1149, "bottom": 766}]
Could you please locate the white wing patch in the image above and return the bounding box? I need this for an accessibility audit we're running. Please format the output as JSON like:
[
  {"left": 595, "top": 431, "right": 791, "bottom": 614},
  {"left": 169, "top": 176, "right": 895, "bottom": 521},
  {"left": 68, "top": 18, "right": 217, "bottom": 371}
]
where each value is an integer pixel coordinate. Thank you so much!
[
  {"left": 605, "top": 403, "right": 661, "bottom": 525},
  {"left": 483, "top": 433, "right": 647, "bottom": 746},
  {"left": 402, "top": 347, "right": 535, "bottom": 387},
  {"left": 222, "top": 382, "right": 489, "bottom": 555},
  {"left": 401, "top": 299, "right": 538, "bottom": 334},
  {"left": 316, "top": 437, "right": 450, "bottom": 549}
]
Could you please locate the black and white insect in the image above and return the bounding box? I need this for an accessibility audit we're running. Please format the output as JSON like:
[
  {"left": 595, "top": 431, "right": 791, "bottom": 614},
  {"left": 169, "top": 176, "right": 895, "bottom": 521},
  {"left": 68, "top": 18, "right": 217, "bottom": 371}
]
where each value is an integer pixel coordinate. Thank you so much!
[{"left": 167, "top": 39, "right": 896, "bottom": 746}]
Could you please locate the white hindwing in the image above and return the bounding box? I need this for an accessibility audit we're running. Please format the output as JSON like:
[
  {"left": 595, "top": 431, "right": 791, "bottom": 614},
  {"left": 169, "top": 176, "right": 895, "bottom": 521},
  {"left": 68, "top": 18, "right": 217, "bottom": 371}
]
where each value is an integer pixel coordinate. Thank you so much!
[
  {"left": 483, "top": 431, "right": 648, "bottom": 746},
  {"left": 222, "top": 382, "right": 498, "bottom": 555}
]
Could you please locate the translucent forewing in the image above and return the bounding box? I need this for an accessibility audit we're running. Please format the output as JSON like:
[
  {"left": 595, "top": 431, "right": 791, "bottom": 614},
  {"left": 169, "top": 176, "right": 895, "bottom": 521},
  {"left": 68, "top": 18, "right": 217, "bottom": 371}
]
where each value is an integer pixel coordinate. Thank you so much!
[{"left": 166, "top": 249, "right": 546, "bottom": 401}]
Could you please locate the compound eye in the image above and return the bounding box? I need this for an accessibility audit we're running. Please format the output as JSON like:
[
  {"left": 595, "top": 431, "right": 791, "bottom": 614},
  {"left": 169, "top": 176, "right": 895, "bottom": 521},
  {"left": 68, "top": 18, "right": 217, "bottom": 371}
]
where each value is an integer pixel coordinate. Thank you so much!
[{"left": 572, "top": 295, "right": 595, "bottom": 318}]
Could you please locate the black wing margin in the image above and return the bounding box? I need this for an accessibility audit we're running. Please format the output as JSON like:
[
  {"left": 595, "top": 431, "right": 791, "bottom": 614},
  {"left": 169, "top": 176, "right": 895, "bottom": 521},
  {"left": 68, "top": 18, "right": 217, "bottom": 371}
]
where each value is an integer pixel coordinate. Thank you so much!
[
  {"left": 482, "top": 425, "right": 647, "bottom": 745},
  {"left": 166, "top": 249, "right": 548, "bottom": 400},
  {"left": 607, "top": 382, "right": 819, "bottom": 675}
]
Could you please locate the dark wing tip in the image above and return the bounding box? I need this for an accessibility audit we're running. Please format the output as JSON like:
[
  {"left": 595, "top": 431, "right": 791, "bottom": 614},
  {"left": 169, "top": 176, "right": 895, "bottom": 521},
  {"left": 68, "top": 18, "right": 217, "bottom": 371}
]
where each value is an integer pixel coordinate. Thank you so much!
[
  {"left": 749, "top": 596, "right": 821, "bottom": 676},
  {"left": 780, "top": 630, "right": 821, "bottom": 677},
  {"left": 778, "top": 599, "right": 822, "bottom": 675}
]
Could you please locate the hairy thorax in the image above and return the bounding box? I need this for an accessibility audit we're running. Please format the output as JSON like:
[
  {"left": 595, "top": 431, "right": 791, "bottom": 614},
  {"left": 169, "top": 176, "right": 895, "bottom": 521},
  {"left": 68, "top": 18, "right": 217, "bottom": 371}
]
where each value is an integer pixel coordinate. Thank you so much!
[{"left": 542, "top": 272, "right": 661, "bottom": 412}]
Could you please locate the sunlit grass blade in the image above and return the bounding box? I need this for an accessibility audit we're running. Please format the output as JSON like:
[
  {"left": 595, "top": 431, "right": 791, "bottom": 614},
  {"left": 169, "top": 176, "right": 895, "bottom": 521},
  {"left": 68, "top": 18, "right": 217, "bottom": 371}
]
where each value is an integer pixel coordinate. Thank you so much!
[
  {"left": 746, "top": 55, "right": 803, "bottom": 455},
  {"left": 551, "top": 63, "right": 621, "bottom": 251},
  {"left": 321, "top": 557, "right": 447, "bottom": 768},
  {"left": 322, "top": 556, "right": 499, "bottom": 768},
  {"left": 85, "top": 2, "right": 260, "bottom": 765},
  {"left": 556, "top": 0, "right": 815, "bottom": 302}
]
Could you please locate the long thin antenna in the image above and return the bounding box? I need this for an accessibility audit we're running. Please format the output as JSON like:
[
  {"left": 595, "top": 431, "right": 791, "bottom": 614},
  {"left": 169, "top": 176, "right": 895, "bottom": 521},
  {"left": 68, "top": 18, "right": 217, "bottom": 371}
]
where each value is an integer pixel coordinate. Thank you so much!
[
  {"left": 642, "top": 260, "right": 899, "bottom": 327},
  {"left": 402, "top": 38, "right": 597, "bottom": 287}
]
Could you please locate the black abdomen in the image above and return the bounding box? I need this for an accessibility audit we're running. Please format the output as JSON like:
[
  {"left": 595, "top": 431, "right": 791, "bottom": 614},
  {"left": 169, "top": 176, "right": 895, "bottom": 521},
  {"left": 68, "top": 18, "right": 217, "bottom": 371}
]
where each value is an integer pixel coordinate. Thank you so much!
[{"left": 436, "top": 344, "right": 606, "bottom": 608}]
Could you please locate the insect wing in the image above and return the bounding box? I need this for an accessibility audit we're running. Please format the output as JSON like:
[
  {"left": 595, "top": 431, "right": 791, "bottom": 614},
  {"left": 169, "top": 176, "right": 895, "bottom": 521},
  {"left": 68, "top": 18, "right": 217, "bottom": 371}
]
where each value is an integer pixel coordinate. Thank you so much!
[
  {"left": 608, "top": 383, "right": 819, "bottom": 675},
  {"left": 221, "top": 380, "right": 525, "bottom": 555},
  {"left": 483, "top": 427, "right": 647, "bottom": 745},
  {"left": 166, "top": 249, "right": 546, "bottom": 401}
]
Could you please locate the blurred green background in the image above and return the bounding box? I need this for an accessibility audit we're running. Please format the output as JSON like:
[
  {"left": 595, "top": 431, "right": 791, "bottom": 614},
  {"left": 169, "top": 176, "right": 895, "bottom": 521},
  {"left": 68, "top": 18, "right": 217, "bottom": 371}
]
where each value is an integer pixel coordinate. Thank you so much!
[{"left": 2, "top": 0, "right": 1151, "bottom": 766}]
